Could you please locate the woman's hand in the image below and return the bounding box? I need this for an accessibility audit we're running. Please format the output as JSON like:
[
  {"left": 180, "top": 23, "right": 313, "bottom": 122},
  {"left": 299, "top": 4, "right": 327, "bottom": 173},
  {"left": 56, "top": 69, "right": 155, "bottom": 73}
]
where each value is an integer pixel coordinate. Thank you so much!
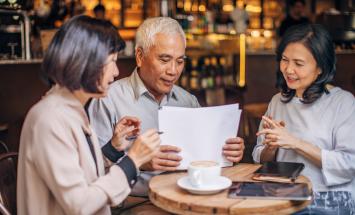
[
  {"left": 111, "top": 116, "right": 140, "bottom": 151},
  {"left": 257, "top": 116, "right": 301, "bottom": 149},
  {"left": 127, "top": 129, "right": 161, "bottom": 168},
  {"left": 258, "top": 116, "right": 322, "bottom": 167},
  {"left": 262, "top": 115, "right": 285, "bottom": 129}
]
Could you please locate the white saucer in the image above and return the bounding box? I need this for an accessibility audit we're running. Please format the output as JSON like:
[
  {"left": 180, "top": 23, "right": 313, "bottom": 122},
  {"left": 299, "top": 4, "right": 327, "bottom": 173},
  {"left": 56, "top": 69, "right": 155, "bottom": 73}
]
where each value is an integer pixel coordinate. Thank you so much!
[{"left": 177, "top": 176, "right": 232, "bottom": 195}]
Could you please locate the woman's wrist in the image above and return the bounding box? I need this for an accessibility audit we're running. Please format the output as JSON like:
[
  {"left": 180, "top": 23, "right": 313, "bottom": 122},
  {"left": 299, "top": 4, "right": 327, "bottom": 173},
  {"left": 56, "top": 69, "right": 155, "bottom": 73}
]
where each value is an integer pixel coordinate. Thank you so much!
[
  {"left": 111, "top": 136, "right": 122, "bottom": 151},
  {"left": 291, "top": 138, "right": 322, "bottom": 168},
  {"left": 102, "top": 140, "right": 125, "bottom": 162},
  {"left": 292, "top": 138, "right": 305, "bottom": 151},
  {"left": 116, "top": 155, "right": 139, "bottom": 188},
  {"left": 260, "top": 144, "right": 278, "bottom": 162},
  {"left": 127, "top": 151, "right": 141, "bottom": 169},
  {"left": 264, "top": 144, "right": 278, "bottom": 153}
]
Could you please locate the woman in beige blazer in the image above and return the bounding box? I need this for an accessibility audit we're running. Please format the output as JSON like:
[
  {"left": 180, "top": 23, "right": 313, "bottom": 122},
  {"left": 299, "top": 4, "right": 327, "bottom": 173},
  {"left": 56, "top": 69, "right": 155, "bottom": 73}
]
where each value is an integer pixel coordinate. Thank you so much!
[{"left": 17, "top": 15, "right": 160, "bottom": 215}]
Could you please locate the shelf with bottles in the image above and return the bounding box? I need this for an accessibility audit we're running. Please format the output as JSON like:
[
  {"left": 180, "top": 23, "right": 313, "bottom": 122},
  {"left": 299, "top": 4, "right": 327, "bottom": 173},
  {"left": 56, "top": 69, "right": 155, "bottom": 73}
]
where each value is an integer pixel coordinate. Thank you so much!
[
  {"left": 178, "top": 54, "right": 239, "bottom": 92},
  {"left": 174, "top": 0, "right": 282, "bottom": 53},
  {"left": 79, "top": 0, "right": 161, "bottom": 30},
  {"left": 185, "top": 30, "right": 276, "bottom": 54},
  {"left": 174, "top": 0, "right": 283, "bottom": 32},
  {"left": 177, "top": 53, "right": 245, "bottom": 106},
  {"left": 174, "top": 0, "right": 234, "bottom": 36}
]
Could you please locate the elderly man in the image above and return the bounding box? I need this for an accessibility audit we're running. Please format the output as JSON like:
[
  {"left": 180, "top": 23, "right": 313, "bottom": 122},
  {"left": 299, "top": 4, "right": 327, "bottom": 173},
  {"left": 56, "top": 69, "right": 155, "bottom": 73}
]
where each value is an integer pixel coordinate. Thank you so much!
[{"left": 88, "top": 17, "right": 245, "bottom": 198}]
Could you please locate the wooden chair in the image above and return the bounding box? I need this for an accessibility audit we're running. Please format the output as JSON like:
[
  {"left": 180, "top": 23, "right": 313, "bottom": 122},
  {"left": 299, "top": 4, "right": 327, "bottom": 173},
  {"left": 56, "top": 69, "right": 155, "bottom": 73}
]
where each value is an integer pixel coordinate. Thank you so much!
[
  {"left": 0, "top": 152, "right": 18, "bottom": 215},
  {"left": 243, "top": 103, "right": 268, "bottom": 138},
  {"left": 0, "top": 141, "right": 9, "bottom": 155},
  {"left": 0, "top": 202, "right": 11, "bottom": 215},
  {"left": 241, "top": 103, "right": 268, "bottom": 163},
  {"left": 0, "top": 123, "right": 8, "bottom": 156}
]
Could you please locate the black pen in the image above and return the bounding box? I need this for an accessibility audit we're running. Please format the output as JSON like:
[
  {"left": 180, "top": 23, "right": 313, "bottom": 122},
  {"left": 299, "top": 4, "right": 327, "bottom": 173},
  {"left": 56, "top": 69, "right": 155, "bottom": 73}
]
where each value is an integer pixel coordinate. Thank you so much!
[{"left": 125, "top": 131, "right": 164, "bottom": 141}]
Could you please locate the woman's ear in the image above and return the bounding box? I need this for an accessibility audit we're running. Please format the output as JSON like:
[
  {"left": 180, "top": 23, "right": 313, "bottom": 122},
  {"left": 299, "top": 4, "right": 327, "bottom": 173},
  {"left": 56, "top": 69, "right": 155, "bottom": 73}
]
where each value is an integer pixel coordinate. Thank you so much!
[
  {"left": 95, "top": 78, "right": 104, "bottom": 93},
  {"left": 135, "top": 47, "right": 144, "bottom": 68},
  {"left": 317, "top": 67, "right": 322, "bottom": 75}
]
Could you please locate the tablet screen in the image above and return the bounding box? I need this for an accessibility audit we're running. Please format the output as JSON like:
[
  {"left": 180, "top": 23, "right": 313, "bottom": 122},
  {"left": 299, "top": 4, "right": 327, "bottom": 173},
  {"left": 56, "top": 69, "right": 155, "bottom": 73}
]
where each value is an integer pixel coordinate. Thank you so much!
[{"left": 228, "top": 181, "right": 312, "bottom": 201}]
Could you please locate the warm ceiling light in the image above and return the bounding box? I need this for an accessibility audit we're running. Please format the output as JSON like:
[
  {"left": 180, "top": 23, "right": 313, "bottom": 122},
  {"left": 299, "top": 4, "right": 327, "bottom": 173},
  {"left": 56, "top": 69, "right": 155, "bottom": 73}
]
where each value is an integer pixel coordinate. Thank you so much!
[
  {"left": 191, "top": 3, "right": 198, "bottom": 12},
  {"left": 263, "top": 30, "right": 272, "bottom": 38},
  {"left": 245, "top": 5, "right": 262, "bottom": 13},
  {"left": 251, "top": 30, "right": 261, "bottom": 37},
  {"left": 177, "top": 1, "right": 184, "bottom": 8},
  {"left": 223, "top": 4, "right": 234, "bottom": 12},
  {"left": 230, "top": 29, "right": 237, "bottom": 35},
  {"left": 199, "top": 5, "right": 206, "bottom": 12},
  {"left": 184, "top": 1, "right": 192, "bottom": 12}
]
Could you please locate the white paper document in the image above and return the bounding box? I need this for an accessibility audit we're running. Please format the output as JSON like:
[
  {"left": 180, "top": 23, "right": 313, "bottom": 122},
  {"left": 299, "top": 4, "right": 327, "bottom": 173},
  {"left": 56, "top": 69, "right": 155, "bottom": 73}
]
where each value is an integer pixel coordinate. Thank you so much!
[{"left": 158, "top": 104, "right": 242, "bottom": 169}]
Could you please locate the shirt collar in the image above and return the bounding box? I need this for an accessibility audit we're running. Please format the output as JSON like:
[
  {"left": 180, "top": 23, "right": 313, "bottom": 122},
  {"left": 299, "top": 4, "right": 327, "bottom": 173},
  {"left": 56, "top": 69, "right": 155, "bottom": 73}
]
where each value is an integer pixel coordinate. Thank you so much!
[{"left": 129, "top": 68, "right": 178, "bottom": 102}]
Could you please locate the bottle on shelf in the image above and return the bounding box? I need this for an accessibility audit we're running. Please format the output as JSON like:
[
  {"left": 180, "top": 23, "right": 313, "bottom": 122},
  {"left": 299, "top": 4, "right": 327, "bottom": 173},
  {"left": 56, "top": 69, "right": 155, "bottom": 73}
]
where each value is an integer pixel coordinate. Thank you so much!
[
  {"left": 205, "top": 56, "right": 226, "bottom": 106},
  {"left": 180, "top": 57, "right": 191, "bottom": 89},
  {"left": 201, "top": 13, "right": 208, "bottom": 34},
  {"left": 220, "top": 57, "right": 234, "bottom": 87},
  {"left": 212, "top": 56, "right": 226, "bottom": 88},
  {"left": 200, "top": 57, "right": 210, "bottom": 89},
  {"left": 189, "top": 58, "right": 200, "bottom": 90},
  {"left": 175, "top": 0, "right": 190, "bottom": 32},
  {"left": 207, "top": 57, "right": 217, "bottom": 89},
  {"left": 205, "top": 5, "right": 215, "bottom": 33}
]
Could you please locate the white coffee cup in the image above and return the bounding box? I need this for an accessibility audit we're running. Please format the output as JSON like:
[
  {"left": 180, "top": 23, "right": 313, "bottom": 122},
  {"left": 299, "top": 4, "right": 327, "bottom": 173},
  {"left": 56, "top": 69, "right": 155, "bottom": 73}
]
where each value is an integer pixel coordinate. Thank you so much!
[{"left": 188, "top": 161, "right": 221, "bottom": 188}]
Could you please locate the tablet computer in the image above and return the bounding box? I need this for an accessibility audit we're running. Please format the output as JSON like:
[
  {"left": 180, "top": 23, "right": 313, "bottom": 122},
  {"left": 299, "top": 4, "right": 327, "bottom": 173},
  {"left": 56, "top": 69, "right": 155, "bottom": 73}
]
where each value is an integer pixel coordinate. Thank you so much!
[{"left": 228, "top": 181, "right": 312, "bottom": 201}]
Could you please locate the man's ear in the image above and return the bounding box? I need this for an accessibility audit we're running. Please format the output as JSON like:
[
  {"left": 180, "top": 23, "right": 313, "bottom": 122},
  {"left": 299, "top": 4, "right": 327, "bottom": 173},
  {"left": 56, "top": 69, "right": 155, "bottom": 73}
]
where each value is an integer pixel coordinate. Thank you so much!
[{"left": 135, "top": 47, "right": 144, "bottom": 68}]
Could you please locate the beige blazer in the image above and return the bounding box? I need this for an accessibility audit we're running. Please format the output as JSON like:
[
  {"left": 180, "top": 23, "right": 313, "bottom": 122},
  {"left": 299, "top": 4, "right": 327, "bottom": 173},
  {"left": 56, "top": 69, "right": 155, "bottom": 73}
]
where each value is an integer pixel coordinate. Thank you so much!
[{"left": 17, "top": 86, "right": 131, "bottom": 215}]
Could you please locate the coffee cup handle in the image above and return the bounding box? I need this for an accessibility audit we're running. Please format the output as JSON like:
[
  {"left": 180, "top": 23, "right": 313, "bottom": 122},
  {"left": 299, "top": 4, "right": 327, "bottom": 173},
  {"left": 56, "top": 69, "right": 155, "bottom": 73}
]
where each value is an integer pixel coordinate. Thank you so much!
[{"left": 192, "top": 171, "right": 202, "bottom": 187}]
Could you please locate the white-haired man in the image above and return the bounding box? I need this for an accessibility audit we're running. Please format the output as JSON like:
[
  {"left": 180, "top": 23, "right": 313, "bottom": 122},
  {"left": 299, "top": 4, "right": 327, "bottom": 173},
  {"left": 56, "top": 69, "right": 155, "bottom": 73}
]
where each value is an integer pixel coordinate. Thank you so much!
[{"left": 88, "top": 17, "right": 245, "bottom": 198}]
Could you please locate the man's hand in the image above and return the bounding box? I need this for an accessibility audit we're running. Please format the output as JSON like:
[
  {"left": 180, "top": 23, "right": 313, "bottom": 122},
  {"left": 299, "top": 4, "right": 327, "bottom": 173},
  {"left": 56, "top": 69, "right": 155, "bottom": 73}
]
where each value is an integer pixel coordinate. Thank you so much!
[
  {"left": 222, "top": 137, "right": 245, "bottom": 163},
  {"left": 141, "top": 145, "right": 182, "bottom": 171}
]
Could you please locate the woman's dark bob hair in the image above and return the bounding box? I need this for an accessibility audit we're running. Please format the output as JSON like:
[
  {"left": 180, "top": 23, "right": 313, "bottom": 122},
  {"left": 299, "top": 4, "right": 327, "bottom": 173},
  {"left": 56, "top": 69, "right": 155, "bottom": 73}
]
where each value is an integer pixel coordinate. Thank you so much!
[
  {"left": 276, "top": 24, "right": 336, "bottom": 103},
  {"left": 42, "top": 15, "right": 125, "bottom": 93}
]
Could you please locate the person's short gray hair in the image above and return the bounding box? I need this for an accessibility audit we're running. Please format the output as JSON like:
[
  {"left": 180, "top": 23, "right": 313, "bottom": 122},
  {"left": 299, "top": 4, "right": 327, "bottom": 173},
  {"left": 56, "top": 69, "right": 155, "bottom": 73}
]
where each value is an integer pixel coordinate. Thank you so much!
[{"left": 135, "top": 17, "right": 186, "bottom": 54}]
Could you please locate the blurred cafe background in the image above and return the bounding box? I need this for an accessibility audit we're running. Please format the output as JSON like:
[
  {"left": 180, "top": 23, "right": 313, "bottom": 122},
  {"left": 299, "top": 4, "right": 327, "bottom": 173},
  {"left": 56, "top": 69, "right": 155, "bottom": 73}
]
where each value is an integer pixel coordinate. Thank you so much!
[{"left": 0, "top": 0, "right": 354, "bottom": 163}]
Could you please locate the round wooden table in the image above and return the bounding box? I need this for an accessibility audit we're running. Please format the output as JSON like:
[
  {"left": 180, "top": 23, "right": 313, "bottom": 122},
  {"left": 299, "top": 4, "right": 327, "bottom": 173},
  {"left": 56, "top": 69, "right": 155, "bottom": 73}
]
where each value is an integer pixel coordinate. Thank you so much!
[{"left": 149, "top": 164, "right": 312, "bottom": 215}]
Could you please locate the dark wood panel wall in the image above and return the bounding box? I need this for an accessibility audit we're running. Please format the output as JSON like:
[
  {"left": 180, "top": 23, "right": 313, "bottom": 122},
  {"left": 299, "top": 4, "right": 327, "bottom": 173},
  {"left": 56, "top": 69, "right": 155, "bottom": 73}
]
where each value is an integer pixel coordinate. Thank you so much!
[{"left": 243, "top": 54, "right": 279, "bottom": 104}]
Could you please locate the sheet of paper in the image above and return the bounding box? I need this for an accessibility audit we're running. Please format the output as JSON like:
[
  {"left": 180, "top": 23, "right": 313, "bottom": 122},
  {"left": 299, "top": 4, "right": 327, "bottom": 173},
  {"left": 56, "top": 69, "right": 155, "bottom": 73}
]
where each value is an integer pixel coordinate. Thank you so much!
[{"left": 158, "top": 104, "right": 242, "bottom": 169}]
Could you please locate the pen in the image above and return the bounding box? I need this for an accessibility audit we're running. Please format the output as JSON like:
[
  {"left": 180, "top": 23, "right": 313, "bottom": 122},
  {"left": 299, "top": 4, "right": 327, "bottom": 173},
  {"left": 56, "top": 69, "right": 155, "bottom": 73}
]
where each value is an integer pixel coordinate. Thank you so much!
[{"left": 125, "top": 131, "right": 164, "bottom": 141}]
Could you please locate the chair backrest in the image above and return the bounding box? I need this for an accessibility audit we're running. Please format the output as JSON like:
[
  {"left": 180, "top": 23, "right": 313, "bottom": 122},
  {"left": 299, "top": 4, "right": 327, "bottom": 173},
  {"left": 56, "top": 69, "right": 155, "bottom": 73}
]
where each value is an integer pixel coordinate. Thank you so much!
[
  {"left": 241, "top": 103, "right": 268, "bottom": 163},
  {"left": 0, "top": 141, "right": 9, "bottom": 155},
  {"left": 0, "top": 152, "right": 18, "bottom": 215},
  {"left": 0, "top": 202, "right": 11, "bottom": 215},
  {"left": 243, "top": 103, "right": 268, "bottom": 140}
]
